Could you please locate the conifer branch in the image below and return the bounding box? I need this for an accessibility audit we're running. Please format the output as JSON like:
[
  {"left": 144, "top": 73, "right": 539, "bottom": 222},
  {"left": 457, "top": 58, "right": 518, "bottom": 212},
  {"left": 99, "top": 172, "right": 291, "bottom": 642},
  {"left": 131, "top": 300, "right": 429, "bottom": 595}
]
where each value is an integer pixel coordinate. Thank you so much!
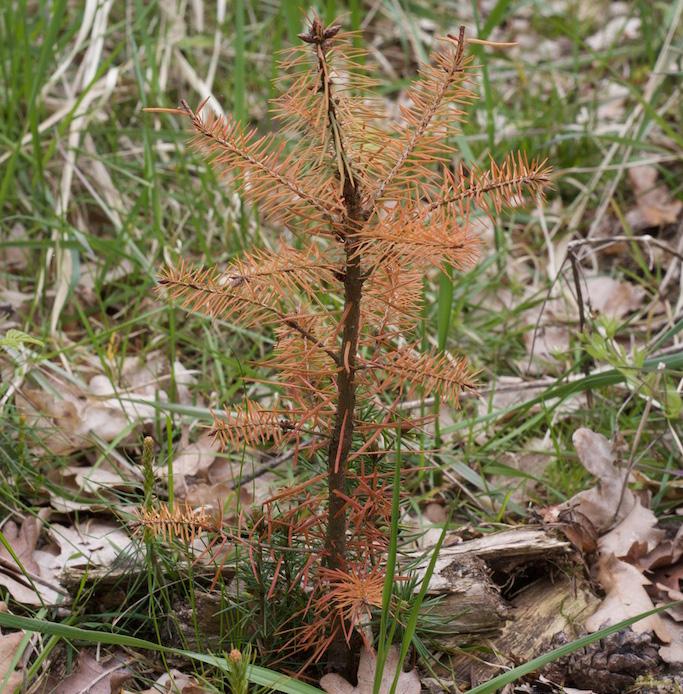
[
  {"left": 311, "top": 25, "right": 356, "bottom": 190},
  {"left": 153, "top": 99, "right": 344, "bottom": 232},
  {"left": 359, "top": 211, "right": 480, "bottom": 273},
  {"left": 423, "top": 153, "right": 552, "bottom": 217},
  {"left": 158, "top": 260, "right": 341, "bottom": 365},
  {"left": 219, "top": 244, "right": 338, "bottom": 306},
  {"left": 209, "top": 403, "right": 299, "bottom": 450},
  {"left": 274, "top": 31, "right": 386, "bottom": 195},
  {"left": 368, "top": 26, "right": 471, "bottom": 207},
  {"left": 362, "top": 265, "right": 424, "bottom": 334},
  {"left": 133, "top": 502, "right": 221, "bottom": 545},
  {"left": 365, "top": 346, "right": 477, "bottom": 406},
  {"left": 261, "top": 325, "right": 338, "bottom": 400}
]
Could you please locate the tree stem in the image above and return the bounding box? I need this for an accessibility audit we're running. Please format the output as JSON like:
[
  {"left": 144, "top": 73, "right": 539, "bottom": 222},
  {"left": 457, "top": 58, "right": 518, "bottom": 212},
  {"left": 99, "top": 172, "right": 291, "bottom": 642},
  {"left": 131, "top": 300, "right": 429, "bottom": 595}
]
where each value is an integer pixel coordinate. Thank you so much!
[
  {"left": 324, "top": 178, "right": 364, "bottom": 671},
  {"left": 305, "top": 17, "right": 367, "bottom": 673}
]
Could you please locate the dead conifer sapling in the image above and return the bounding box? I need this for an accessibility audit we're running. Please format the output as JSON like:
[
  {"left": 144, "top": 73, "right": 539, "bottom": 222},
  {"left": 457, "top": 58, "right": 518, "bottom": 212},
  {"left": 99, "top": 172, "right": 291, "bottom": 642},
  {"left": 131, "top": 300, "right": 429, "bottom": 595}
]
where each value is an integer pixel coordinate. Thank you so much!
[{"left": 145, "top": 17, "right": 550, "bottom": 673}]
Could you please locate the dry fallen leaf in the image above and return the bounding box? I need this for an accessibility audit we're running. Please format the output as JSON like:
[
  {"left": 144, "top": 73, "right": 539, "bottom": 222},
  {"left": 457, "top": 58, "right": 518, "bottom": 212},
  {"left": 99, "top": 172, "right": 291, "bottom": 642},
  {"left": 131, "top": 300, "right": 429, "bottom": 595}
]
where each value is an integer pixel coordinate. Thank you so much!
[
  {"left": 159, "top": 432, "right": 221, "bottom": 486},
  {"left": 523, "top": 324, "right": 570, "bottom": 371},
  {"left": 658, "top": 617, "right": 683, "bottom": 665},
  {"left": 598, "top": 501, "right": 665, "bottom": 560},
  {"left": 584, "top": 276, "right": 645, "bottom": 320},
  {"left": 626, "top": 164, "right": 683, "bottom": 230},
  {"left": 134, "top": 668, "right": 208, "bottom": 693},
  {"left": 403, "top": 507, "right": 444, "bottom": 550},
  {"left": 181, "top": 480, "right": 248, "bottom": 514},
  {"left": 653, "top": 559, "right": 683, "bottom": 593},
  {"left": 638, "top": 525, "right": 683, "bottom": 571},
  {"left": 0, "top": 630, "right": 25, "bottom": 693},
  {"left": 48, "top": 520, "right": 135, "bottom": 573},
  {"left": 0, "top": 519, "right": 40, "bottom": 575},
  {"left": 16, "top": 381, "right": 130, "bottom": 456},
  {"left": 320, "top": 646, "right": 420, "bottom": 694},
  {"left": 114, "top": 350, "right": 196, "bottom": 407},
  {"left": 49, "top": 650, "right": 130, "bottom": 694},
  {"left": 585, "top": 555, "right": 671, "bottom": 642},
  {"left": 0, "top": 517, "right": 65, "bottom": 606},
  {"left": 0, "top": 224, "right": 30, "bottom": 271},
  {"left": 15, "top": 351, "right": 197, "bottom": 457},
  {"left": 68, "top": 464, "right": 132, "bottom": 495},
  {"left": 546, "top": 428, "right": 635, "bottom": 535}
]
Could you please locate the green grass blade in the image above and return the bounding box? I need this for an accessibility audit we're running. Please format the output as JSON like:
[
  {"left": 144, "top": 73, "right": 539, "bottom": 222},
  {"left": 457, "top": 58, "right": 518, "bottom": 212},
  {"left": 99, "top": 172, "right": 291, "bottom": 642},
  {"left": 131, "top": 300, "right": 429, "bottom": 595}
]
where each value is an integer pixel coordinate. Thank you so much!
[
  {"left": 652, "top": 317, "right": 683, "bottom": 350},
  {"left": 0, "top": 613, "right": 325, "bottom": 694},
  {"left": 433, "top": 266, "right": 454, "bottom": 446},
  {"left": 282, "top": 0, "right": 301, "bottom": 44},
  {"left": 373, "top": 430, "right": 403, "bottom": 694},
  {"left": 389, "top": 525, "right": 448, "bottom": 694},
  {"left": 234, "top": 0, "right": 246, "bottom": 123},
  {"left": 479, "top": 0, "right": 512, "bottom": 39},
  {"left": 443, "top": 349, "right": 683, "bottom": 435}
]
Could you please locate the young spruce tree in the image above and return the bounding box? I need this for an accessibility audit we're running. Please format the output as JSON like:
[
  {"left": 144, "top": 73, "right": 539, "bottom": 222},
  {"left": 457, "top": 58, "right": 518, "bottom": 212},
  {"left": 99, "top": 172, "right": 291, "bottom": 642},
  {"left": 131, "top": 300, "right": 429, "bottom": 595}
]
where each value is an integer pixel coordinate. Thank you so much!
[{"left": 147, "top": 17, "right": 550, "bottom": 674}]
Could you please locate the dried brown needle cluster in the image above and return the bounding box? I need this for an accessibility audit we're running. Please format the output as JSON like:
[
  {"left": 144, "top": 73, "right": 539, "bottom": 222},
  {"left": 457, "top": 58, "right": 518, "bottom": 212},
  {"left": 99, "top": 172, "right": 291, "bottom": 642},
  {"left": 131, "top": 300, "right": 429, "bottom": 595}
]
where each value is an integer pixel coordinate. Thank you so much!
[
  {"left": 147, "top": 16, "right": 550, "bottom": 670},
  {"left": 134, "top": 501, "right": 220, "bottom": 546}
]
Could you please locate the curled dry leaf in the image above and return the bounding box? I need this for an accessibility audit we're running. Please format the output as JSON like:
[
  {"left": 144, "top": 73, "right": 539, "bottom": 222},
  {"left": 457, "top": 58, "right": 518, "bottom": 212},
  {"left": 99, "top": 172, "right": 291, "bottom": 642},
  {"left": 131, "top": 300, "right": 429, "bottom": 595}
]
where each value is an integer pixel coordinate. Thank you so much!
[
  {"left": 48, "top": 650, "right": 131, "bottom": 694},
  {"left": 158, "top": 431, "right": 221, "bottom": 485},
  {"left": 598, "top": 501, "right": 665, "bottom": 560},
  {"left": 659, "top": 619, "right": 683, "bottom": 665},
  {"left": 652, "top": 559, "right": 683, "bottom": 594},
  {"left": 656, "top": 583, "right": 683, "bottom": 624},
  {"left": 15, "top": 352, "right": 196, "bottom": 456},
  {"left": 163, "top": 432, "right": 264, "bottom": 513},
  {"left": 0, "top": 630, "right": 25, "bottom": 692},
  {"left": 0, "top": 517, "right": 65, "bottom": 606},
  {"left": 320, "top": 646, "right": 420, "bottom": 694},
  {"left": 48, "top": 520, "right": 135, "bottom": 573},
  {"left": 134, "top": 668, "right": 208, "bottom": 693},
  {"left": 626, "top": 164, "right": 683, "bottom": 231},
  {"left": 584, "top": 276, "right": 645, "bottom": 320},
  {"left": 546, "top": 428, "right": 635, "bottom": 534},
  {"left": 114, "top": 350, "right": 196, "bottom": 407},
  {"left": 638, "top": 525, "right": 683, "bottom": 572},
  {"left": 15, "top": 384, "right": 127, "bottom": 456},
  {"left": 560, "top": 428, "right": 683, "bottom": 668},
  {"left": 46, "top": 463, "right": 133, "bottom": 513},
  {"left": 585, "top": 555, "right": 671, "bottom": 642}
]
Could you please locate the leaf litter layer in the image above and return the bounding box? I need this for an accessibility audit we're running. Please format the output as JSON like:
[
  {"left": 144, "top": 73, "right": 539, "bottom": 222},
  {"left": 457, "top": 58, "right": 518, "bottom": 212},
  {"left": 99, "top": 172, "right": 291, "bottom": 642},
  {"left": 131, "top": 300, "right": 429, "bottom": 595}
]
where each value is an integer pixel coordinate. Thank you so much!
[{"left": 1, "top": 2, "right": 683, "bottom": 693}]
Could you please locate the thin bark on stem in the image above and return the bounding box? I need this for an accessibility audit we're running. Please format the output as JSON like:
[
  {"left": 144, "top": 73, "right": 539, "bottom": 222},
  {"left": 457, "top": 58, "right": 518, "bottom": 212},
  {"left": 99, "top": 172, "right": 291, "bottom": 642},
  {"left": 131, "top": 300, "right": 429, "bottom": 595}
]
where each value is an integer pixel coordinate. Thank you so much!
[
  {"left": 304, "top": 18, "right": 367, "bottom": 673},
  {"left": 324, "top": 195, "right": 364, "bottom": 673}
]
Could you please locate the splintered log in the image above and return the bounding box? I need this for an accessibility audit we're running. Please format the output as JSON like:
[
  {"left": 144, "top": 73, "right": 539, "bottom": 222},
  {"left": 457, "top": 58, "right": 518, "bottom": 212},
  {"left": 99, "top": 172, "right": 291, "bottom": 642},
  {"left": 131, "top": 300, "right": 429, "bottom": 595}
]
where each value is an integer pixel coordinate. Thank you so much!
[
  {"left": 408, "top": 528, "right": 579, "bottom": 653},
  {"left": 463, "top": 576, "right": 600, "bottom": 687}
]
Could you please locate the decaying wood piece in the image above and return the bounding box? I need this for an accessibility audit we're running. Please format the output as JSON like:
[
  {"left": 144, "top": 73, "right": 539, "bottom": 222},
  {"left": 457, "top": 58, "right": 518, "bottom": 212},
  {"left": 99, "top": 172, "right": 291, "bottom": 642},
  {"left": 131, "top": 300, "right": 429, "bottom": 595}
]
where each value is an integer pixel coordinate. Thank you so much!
[
  {"left": 407, "top": 528, "right": 572, "bottom": 644},
  {"left": 475, "top": 577, "right": 599, "bottom": 681},
  {"left": 423, "top": 554, "right": 510, "bottom": 638},
  {"left": 442, "top": 576, "right": 599, "bottom": 690},
  {"left": 418, "top": 528, "right": 571, "bottom": 591}
]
